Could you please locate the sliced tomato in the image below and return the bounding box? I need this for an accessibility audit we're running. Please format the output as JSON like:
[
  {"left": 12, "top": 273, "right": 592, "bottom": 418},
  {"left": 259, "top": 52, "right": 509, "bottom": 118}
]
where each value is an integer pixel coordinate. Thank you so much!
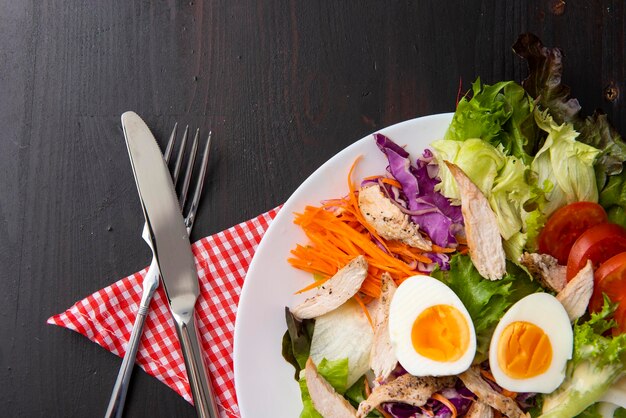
[
  {"left": 590, "top": 252, "right": 626, "bottom": 310},
  {"left": 590, "top": 252, "right": 626, "bottom": 335},
  {"left": 566, "top": 223, "right": 626, "bottom": 281},
  {"left": 538, "top": 202, "right": 608, "bottom": 265}
]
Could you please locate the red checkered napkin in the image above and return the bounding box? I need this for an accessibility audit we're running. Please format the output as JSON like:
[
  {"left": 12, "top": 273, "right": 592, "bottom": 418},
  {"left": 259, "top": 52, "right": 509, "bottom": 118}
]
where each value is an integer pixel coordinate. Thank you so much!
[{"left": 47, "top": 207, "right": 281, "bottom": 418}]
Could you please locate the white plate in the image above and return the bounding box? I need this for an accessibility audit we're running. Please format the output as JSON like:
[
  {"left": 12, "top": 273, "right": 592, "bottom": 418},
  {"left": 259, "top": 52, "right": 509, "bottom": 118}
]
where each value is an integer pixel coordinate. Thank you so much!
[{"left": 233, "top": 113, "right": 454, "bottom": 417}]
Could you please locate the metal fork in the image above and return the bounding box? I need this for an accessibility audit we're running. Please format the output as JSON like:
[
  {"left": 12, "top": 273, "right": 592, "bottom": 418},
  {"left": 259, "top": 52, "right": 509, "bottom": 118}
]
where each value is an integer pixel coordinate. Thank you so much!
[{"left": 105, "top": 124, "right": 212, "bottom": 418}]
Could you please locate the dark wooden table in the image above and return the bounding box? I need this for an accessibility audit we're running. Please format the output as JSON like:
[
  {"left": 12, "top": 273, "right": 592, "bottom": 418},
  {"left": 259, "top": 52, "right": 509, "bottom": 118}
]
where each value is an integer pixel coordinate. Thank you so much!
[{"left": 1, "top": 1, "right": 624, "bottom": 417}]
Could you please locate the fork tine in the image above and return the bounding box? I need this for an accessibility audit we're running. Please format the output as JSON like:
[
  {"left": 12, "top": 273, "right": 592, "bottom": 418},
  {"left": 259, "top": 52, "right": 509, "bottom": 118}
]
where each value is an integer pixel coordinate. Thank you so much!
[
  {"left": 163, "top": 122, "right": 178, "bottom": 164},
  {"left": 172, "top": 125, "right": 189, "bottom": 184},
  {"left": 179, "top": 128, "right": 200, "bottom": 209},
  {"left": 184, "top": 131, "right": 212, "bottom": 232}
]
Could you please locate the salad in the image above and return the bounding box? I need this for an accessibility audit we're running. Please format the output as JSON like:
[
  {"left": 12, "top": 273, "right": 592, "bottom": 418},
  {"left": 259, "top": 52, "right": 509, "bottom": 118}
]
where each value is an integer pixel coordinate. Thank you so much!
[{"left": 281, "top": 33, "right": 626, "bottom": 418}]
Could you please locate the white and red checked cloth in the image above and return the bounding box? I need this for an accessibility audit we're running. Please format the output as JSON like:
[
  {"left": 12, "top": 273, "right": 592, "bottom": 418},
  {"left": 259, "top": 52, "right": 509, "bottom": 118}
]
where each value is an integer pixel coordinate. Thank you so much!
[{"left": 47, "top": 207, "right": 281, "bottom": 418}]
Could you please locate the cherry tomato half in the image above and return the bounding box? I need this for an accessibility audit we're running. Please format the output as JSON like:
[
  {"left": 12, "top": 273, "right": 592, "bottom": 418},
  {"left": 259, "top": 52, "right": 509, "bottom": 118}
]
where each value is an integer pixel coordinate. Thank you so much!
[
  {"left": 590, "top": 251, "right": 626, "bottom": 335},
  {"left": 566, "top": 223, "right": 626, "bottom": 281},
  {"left": 538, "top": 202, "right": 608, "bottom": 265}
]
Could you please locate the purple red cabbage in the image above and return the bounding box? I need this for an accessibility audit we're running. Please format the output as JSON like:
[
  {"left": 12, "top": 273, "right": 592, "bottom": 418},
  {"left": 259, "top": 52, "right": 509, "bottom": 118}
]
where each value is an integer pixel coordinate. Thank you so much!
[
  {"left": 381, "top": 386, "right": 475, "bottom": 418},
  {"left": 374, "top": 133, "right": 463, "bottom": 249},
  {"left": 378, "top": 373, "right": 477, "bottom": 418}
]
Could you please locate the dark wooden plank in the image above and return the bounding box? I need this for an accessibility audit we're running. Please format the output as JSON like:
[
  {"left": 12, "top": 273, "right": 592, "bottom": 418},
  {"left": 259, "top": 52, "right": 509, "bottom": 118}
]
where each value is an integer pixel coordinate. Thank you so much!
[{"left": 0, "top": 1, "right": 624, "bottom": 417}]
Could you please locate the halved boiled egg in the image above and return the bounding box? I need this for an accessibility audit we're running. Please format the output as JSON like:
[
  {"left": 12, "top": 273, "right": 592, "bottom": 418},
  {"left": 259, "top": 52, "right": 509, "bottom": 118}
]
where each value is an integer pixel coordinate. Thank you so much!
[
  {"left": 489, "top": 292, "right": 573, "bottom": 393},
  {"left": 388, "top": 275, "right": 476, "bottom": 376}
]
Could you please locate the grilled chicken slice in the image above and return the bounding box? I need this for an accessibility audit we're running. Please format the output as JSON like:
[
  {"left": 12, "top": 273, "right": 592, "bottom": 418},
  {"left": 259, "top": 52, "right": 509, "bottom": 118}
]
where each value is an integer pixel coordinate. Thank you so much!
[
  {"left": 369, "top": 273, "right": 398, "bottom": 380},
  {"left": 445, "top": 162, "right": 506, "bottom": 280},
  {"left": 356, "top": 374, "right": 456, "bottom": 418},
  {"left": 305, "top": 358, "right": 357, "bottom": 418},
  {"left": 459, "top": 367, "right": 528, "bottom": 418},
  {"left": 466, "top": 400, "right": 494, "bottom": 418},
  {"left": 358, "top": 185, "right": 432, "bottom": 251},
  {"left": 557, "top": 260, "right": 594, "bottom": 322},
  {"left": 519, "top": 252, "right": 567, "bottom": 292},
  {"left": 291, "top": 256, "right": 368, "bottom": 320}
]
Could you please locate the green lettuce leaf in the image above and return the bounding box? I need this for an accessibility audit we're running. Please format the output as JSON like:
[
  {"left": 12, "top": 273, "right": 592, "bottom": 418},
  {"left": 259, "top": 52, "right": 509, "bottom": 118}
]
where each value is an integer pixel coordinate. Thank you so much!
[
  {"left": 532, "top": 110, "right": 600, "bottom": 216},
  {"left": 431, "top": 138, "right": 506, "bottom": 202},
  {"left": 431, "top": 254, "right": 541, "bottom": 361},
  {"left": 513, "top": 32, "right": 626, "bottom": 188},
  {"left": 316, "top": 358, "right": 349, "bottom": 395},
  {"left": 540, "top": 296, "right": 626, "bottom": 418},
  {"left": 444, "top": 78, "right": 539, "bottom": 164},
  {"left": 445, "top": 79, "right": 514, "bottom": 143},
  {"left": 298, "top": 358, "right": 350, "bottom": 418},
  {"left": 489, "top": 155, "right": 529, "bottom": 240}
]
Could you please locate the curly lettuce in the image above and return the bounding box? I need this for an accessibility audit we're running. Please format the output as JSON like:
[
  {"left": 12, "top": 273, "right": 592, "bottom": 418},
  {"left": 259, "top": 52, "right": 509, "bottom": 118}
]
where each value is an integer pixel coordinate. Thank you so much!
[
  {"left": 444, "top": 78, "right": 540, "bottom": 164},
  {"left": 532, "top": 110, "right": 601, "bottom": 216},
  {"left": 513, "top": 32, "right": 626, "bottom": 188}
]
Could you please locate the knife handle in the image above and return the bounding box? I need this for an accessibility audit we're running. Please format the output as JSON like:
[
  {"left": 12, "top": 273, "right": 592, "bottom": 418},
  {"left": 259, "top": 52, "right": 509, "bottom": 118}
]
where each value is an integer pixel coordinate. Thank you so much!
[
  {"left": 105, "top": 258, "right": 160, "bottom": 418},
  {"left": 174, "top": 312, "right": 220, "bottom": 418}
]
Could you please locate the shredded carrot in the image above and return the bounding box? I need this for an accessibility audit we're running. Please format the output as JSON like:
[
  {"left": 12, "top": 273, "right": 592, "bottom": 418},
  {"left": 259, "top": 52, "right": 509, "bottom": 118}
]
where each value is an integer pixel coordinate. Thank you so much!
[
  {"left": 354, "top": 294, "right": 374, "bottom": 330},
  {"left": 380, "top": 177, "right": 402, "bottom": 189},
  {"left": 290, "top": 205, "right": 424, "bottom": 297},
  {"left": 362, "top": 175, "right": 382, "bottom": 182},
  {"left": 432, "top": 393, "right": 458, "bottom": 418},
  {"left": 422, "top": 406, "right": 435, "bottom": 417},
  {"left": 289, "top": 156, "right": 461, "bottom": 298},
  {"left": 431, "top": 244, "right": 457, "bottom": 253},
  {"left": 295, "top": 276, "right": 330, "bottom": 294}
]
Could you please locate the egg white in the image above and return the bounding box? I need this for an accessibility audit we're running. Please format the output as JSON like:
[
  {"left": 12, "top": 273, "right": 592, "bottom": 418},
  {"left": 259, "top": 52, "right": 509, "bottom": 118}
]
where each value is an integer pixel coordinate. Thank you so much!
[
  {"left": 388, "top": 275, "right": 476, "bottom": 376},
  {"left": 489, "top": 292, "right": 573, "bottom": 393}
]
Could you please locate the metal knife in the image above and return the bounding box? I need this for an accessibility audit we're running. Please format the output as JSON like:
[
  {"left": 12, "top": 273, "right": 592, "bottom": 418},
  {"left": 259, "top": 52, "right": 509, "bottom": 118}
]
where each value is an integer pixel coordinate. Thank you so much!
[{"left": 120, "top": 111, "right": 219, "bottom": 418}]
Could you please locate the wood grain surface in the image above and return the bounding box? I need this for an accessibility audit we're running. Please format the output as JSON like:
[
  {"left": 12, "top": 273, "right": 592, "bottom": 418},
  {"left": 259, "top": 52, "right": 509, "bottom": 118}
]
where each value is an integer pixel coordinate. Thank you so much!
[{"left": 1, "top": 1, "right": 624, "bottom": 417}]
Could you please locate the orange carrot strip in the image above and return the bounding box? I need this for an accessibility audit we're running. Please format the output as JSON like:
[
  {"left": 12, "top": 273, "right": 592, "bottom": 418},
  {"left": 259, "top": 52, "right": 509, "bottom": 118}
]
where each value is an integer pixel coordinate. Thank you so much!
[
  {"left": 354, "top": 294, "right": 374, "bottom": 330},
  {"left": 431, "top": 244, "right": 457, "bottom": 253},
  {"left": 295, "top": 276, "right": 331, "bottom": 294},
  {"left": 360, "top": 277, "right": 381, "bottom": 298},
  {"left": 380, "top": 177, "right": 402, "bottom": 189},
  {"left": 346, "top": 158, "right": 391, "bottom": 254},
  {"left": 362, "top": 175, "right": 382, "bottom": 182},
  {"left": 432, "top": 393, "right": 457, "bottom": 418}
]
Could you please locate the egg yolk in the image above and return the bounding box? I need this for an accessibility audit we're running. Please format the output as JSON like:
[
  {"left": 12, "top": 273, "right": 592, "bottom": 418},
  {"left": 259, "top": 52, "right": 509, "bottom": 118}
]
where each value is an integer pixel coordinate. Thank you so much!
[
  {"left": 411, "top": 304, "right": 470, "bottom": 362},
  {"left": 497, "top": 321, "right": 552, "bottom": 379}
]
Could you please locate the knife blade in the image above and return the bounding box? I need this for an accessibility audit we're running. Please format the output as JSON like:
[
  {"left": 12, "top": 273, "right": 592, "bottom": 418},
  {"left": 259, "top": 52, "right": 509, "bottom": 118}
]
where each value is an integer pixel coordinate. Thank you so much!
[{"left": 120, "top": 111, "right": 219, "bottom": 418}]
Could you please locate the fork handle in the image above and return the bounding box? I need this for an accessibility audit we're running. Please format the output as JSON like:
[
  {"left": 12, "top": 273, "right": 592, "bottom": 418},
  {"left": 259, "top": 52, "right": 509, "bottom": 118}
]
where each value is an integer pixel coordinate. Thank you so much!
[
  {"left": 104, "top": 258, "right": 160, "bottom": 418},
  {"left": 173, "top": 312, "right": 220, "bottom": 418}
]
